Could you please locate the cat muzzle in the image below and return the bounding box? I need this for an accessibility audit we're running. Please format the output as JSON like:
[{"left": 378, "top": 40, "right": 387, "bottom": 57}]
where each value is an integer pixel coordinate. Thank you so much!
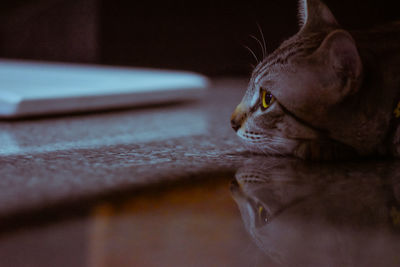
[{"left": 231, "top": 105, "right": 247, "bottom": 132}]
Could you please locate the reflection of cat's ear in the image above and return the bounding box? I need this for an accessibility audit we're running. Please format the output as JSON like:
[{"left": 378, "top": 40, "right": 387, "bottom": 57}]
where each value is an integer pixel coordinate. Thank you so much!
[
  {"left": 317, "top": 30, "right": 362, "bottom": 95},
  {"left": 298, "top": 0, "right": 338, "bottom": 30}
]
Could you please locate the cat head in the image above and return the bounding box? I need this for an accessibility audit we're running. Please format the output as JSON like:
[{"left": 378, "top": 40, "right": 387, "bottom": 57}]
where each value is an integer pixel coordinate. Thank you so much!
[{"left": 231, "top": 0, "right": 363, "bottom": 160}]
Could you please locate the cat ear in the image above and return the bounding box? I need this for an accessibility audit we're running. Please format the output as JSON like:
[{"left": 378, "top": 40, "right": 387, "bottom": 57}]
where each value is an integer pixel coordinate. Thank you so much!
[
  {"left": 315, "top": 30, "right": 362, "bottom": 96},
  {"left": 298, "top": 0, "right": 338, "bottom": 30}
]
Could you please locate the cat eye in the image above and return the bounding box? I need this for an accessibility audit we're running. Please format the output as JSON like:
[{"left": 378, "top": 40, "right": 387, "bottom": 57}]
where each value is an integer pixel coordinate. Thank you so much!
[
  {"left": 260, "top": 88, "right": 275, "bottom": 110},
  {"left": 256, "top": 204, "right": 270, "bottom": 227}
]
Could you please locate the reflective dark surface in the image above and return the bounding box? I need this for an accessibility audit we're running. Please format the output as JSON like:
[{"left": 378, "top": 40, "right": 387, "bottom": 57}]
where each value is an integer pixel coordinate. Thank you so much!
[
  {"left": 1, "top": 79, "right": 400, "bottom": 266},
  {"left": 232, "top": 158, "right": 400, "bottom": 267},
  {"left": 2, "top": 158, "right": 400, "bottom": 266}
]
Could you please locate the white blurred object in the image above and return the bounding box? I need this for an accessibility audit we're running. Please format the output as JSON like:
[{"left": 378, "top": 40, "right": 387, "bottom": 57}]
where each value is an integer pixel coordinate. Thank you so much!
[{"left": 0, "top": 59, "right": 208, "bottom": 118}]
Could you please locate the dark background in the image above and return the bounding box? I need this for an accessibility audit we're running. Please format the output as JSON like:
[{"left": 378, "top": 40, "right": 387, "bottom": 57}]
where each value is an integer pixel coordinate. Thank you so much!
[{"left": 0, "top": 0, "right": 399, "bottom": 76}]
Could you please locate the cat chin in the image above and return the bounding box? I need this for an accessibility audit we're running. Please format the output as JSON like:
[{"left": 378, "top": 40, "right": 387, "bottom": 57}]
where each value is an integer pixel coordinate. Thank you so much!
[
  {"left": 236, "top": 131, "right": 299, "bottom": 157},
  {"left": 237, "top": 130, "right": 359, "bottom": 161}
]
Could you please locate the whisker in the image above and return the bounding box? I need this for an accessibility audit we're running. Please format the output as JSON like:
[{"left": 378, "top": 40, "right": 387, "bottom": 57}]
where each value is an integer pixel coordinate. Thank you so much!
[
  {"left": 239, "top": 131, "right": 290, "bottom": 157},
  {"left": 260, "top": 143, "right": 281, "bottom": 154},
  {"left": 243, "top": 45, "right": 260, "bottom": 64},
  {"left": 250, "top": 35, "right": 265, "bottom": 59},
  {"left": 246, "top": 139, "right": 279, "bottom": 154},
  {"left": 256, "top": 23, "right": 267, "bottom": 60}
]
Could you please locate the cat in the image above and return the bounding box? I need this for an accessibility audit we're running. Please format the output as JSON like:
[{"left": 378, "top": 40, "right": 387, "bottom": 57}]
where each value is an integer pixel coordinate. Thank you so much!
[
  {"left": 231, "top": 157, "right": 400, "bottom": 266},
  {"left": 230, "top": 0, "right": 400, "bottom": 160}
]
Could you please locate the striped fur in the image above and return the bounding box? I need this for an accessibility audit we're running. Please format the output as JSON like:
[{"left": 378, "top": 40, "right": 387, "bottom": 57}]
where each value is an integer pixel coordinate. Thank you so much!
[
  {"left": 231, "top": 0, "right": 400, "bottom": 160},
  {"left": 253, "top": 32, "right": 326, "bottom": 84}
]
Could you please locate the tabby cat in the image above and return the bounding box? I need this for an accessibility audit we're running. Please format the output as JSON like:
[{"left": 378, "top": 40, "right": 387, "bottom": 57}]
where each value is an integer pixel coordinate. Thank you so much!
[{"left": 230, "top": 0, "right": 400, "bottom": 160}]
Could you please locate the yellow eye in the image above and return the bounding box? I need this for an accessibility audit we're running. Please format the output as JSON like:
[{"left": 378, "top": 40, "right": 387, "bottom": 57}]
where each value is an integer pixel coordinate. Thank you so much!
[
  {"left": 261, "top": 89, "right": 275, "bottom": 110},
  {"left": 258, "top": 205, "right": 264, "bottom": 217},
  {"left": 256, "top": 204, "right": 269, "bottom": 226}
]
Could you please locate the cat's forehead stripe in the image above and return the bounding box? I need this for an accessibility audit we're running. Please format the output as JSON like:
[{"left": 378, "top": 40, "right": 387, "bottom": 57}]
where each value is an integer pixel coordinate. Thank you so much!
[
  {"left": 253, "top": 33, "right": 326, "bottom": 84},
  {"left": 254, "top": 46, "right": 298, "bottom": 83}
]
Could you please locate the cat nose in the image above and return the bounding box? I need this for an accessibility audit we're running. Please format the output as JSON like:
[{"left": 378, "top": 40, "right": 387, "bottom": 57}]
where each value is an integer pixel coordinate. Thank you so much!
[
  {"left": 230, "top": 105, "right": 246, "bottom": 132},
  {"left": 231, "top": 118, "right": 241, "bottom": 132}
]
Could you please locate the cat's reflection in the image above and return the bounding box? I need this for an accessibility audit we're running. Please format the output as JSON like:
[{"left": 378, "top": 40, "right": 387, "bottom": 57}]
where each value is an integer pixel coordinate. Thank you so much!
[{"left": 231, "top": 157, "right": 400, "bottom": 267}]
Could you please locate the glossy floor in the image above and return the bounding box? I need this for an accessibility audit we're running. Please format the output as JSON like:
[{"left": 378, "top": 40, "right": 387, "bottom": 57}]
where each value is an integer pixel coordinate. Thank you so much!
[{"left": 1, "top": 158, "right": 400, "bottom": 267}]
